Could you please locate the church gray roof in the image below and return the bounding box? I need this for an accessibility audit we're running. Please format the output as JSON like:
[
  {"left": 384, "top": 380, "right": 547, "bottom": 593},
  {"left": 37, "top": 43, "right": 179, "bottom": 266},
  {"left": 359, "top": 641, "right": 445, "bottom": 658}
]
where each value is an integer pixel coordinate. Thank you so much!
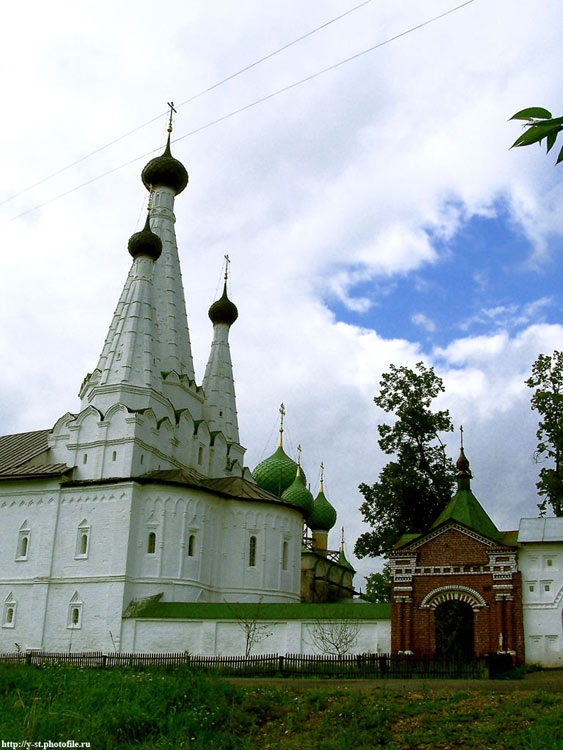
[{"left": 0, "top": 428, "right": 69, "bottom": 478}]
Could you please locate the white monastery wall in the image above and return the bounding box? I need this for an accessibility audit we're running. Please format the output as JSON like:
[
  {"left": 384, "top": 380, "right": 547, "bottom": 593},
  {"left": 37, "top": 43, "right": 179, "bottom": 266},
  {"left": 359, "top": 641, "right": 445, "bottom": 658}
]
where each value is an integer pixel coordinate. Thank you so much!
[
  {"left": 121, "top": 617, "right": 392, "bottom": 656},
  {"left": 518, "top": 541, "right": 563, "bottom": 667}
]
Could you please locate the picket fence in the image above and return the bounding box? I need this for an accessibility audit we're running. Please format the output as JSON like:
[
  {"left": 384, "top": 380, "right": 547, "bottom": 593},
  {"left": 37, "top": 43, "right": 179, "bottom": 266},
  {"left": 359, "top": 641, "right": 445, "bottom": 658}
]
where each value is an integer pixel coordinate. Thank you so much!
[{"left": 0, "top": 650, "right": 509, "bottom": 678}]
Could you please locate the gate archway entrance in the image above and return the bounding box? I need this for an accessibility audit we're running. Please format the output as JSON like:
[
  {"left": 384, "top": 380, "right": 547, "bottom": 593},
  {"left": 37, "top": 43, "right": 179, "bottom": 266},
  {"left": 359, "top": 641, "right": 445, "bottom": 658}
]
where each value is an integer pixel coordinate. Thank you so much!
[{"left": 434, "top": 600, "right": 474, "bottom": 659}]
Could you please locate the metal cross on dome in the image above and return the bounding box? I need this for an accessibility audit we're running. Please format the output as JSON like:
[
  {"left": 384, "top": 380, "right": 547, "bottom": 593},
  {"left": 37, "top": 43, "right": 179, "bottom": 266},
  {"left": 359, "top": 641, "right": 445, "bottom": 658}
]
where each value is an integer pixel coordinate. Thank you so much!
[
  {"left": 224, "top": 254, "right": 230, "bottom": 282},
  {"left": 167, "top": 101, "right": 177, "bottom": 133}
]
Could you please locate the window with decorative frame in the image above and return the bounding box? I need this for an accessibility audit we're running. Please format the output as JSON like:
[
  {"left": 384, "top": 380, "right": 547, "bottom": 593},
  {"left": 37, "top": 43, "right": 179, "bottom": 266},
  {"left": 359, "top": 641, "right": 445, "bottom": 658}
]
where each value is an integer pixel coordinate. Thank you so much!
[
  {"left": 2, "top": 594, "right": 16, "bottom": 628},
  {"left": 75, "top": 519, "right": 91, "bottom": 559},
  {"left": 16, "top": 521, "right": 30, "bottom": 561},
  {"left": 188, "top": 533, "right": 196, "bottom": 557},
  {"left": 67, "top": 592, "right": 83, "bottom": 629}
]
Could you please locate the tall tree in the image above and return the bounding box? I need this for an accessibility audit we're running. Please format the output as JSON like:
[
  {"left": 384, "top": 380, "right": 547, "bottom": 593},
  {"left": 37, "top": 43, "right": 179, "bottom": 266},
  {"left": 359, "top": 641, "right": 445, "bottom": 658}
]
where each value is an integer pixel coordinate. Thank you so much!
[
  {"left": 526, "top": 351, "right": 563, "bottom": 517},
  {"left": 355, "top": 362, "right": 456, "bottom": 559}
]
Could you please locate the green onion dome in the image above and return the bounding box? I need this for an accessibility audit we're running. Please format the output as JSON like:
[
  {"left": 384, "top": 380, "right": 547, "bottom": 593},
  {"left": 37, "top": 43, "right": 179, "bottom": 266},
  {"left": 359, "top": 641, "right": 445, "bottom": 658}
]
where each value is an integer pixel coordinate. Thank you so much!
[
  {"left": 281, "top": 467, "right": 314, "bottom": 518},
  {"left": 307, "top": 489, "right": 337, "bottom": 531},
  {"left": 141, "top": 134, "right": 189, "bottom": 195},
  {"left": 252, "top": 446, "right": 305, "bottom": 496},
  {"left": 128, "top": 212, "right": 162, "bottom": 261},
  {"left": 209, "top": 283, "right": 238, "bottom": 326}
]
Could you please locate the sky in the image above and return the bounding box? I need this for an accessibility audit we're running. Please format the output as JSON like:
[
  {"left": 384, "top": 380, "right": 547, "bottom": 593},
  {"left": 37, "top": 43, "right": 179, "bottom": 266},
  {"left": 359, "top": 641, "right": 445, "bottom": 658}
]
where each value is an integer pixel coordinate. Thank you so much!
[{"left": 0, "top": 0, "right": 562, "bottom": 587}]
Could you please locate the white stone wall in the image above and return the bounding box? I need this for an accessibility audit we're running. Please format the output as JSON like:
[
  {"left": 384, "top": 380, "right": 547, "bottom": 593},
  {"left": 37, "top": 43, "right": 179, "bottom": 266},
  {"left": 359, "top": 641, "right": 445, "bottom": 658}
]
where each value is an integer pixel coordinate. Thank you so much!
[
  {"left": 120, "top": 617, "right": 392, "bottom": 656},
  {"left": 1, "top": 476, "right": 303, "bottom": 653},
  {"left": 518, "top": 541, "right": 563, "bottom": 667}
]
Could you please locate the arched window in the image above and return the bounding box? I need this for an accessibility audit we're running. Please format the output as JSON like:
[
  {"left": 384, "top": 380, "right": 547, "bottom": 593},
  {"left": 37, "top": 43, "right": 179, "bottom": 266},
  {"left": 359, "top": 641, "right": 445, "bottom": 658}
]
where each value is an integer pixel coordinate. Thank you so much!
[
  {"left": 16, "top": 522, "right": 30, "bottom": 560},
  {"left": 249, "top": 535, "right": 257, "bottom": 567},
  {"left": 83, "top": 453, "right": 88, "bottom": 464},
  {"left": 198, "top": 446, "right": 204, "bottom": 464},
  {"left": 2, "top": 594, "right": 16, "bottom": 628},
  {"left": 67, "top": 592, "right": 83, "bottom": 629},
  {"left": 282, "top": 540, "right": 288, "bottom": 571},
  {"left": 188, "top": 534, "right": 195, "bottom": 557},
  {"left": 75, "top": 520, "right": 90, "bottom": 559},
  {"left": 147, "top": 532, "right": 156, "bottom": 554},
  {"left": 112, "top": 450, "right": 117, "bottom": 462}
]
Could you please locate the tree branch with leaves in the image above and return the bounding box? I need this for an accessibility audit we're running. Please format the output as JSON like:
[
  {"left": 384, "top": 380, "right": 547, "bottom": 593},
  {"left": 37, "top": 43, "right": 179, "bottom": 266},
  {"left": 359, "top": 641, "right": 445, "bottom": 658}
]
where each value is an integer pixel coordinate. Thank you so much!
[{"left": 510, "top": 107, "right": 563, "bottom": 166}]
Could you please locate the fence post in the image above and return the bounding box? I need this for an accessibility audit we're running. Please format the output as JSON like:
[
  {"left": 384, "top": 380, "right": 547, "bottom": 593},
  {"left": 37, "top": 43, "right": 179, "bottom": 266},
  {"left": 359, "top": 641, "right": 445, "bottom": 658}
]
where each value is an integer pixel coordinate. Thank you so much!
[
  {"left": 278, "top": 655, "right": 284, "bottom": 674},
  {"left": 25, "top": 651, "right": 32, "bottom": 666},
  {"left": 102, "top": 654, "right": 107, "bottom": 669}
]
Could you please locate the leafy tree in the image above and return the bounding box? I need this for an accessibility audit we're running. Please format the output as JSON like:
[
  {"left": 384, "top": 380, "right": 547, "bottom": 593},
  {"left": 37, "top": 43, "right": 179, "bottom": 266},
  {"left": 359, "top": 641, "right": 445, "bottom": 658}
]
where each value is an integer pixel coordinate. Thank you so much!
[
  {"left": 526, "top": 350, "right": 563, "bottom": 517},
  {"left": 355, "top": 362, "right": 456, "bottom": 559},
  {"left": 365, "top": 563, "right": 391, "bottom": 603},
  {"left": 510, "top": 107, "right": 563, "bottom": 165}
]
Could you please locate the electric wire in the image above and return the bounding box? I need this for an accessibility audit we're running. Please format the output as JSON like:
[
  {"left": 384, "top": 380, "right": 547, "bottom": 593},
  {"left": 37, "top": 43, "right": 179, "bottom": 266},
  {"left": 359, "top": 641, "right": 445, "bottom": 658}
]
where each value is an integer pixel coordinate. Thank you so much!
[
  {"left": 0, "top": 0, "right": 372, "bottom": 209},
  {"left": 5, "top": 0, "right": 475, "bottom": 224}
]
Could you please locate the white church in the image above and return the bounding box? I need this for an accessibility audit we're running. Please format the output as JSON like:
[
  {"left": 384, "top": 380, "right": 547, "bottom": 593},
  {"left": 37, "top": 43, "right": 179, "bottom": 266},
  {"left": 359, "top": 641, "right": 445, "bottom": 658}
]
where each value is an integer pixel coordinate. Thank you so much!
[
  {"left": 0, "top": 122, "right": 561, "bottom": 665},
  {"left": 0, "top": 123, "right": 388, "bottom": 657}
]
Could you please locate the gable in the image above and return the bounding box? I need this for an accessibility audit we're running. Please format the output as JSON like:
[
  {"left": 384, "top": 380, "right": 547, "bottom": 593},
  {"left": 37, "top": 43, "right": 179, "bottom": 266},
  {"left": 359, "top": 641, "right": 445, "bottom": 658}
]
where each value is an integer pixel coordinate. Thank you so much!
[{"left": 415, "top": 525, "right": 493, "bottom": 567}]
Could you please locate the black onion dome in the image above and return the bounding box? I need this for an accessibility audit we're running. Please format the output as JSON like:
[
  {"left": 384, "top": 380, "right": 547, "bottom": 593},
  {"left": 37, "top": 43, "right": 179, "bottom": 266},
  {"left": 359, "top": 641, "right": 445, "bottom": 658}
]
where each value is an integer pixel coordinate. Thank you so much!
[
  {"left": 128, "top": 213, "right": 162, "bottom": 261},
  {"left": 209, "top": 283, "right": 238, "bottom": 326},
  {"left": 141, "top": 134, "right": 189, "bottom": 195}
]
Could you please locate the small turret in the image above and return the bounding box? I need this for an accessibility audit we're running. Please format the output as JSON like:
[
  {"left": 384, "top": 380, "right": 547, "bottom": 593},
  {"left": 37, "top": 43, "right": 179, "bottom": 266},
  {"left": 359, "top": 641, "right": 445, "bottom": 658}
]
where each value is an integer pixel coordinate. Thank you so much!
[
  {"left": 281, "top": 445, "right": 314, "bottom": 518},
  {"left": 308, "top": 462, "right": 337, "bottom": 554}
]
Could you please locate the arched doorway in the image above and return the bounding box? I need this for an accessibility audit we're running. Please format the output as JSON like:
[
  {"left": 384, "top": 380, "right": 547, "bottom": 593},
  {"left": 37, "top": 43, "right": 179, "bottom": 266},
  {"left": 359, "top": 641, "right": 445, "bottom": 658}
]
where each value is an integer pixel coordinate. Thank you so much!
[{"left": 434, "top": 600, "right": 474, "bottom": 659}]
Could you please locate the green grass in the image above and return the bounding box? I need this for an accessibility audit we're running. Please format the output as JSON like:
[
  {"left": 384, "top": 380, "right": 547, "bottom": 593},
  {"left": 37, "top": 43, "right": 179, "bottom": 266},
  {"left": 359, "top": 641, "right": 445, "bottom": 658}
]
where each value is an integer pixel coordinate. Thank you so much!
[{"left": 0, "top": 664, "right": 561, "bottom": 749}]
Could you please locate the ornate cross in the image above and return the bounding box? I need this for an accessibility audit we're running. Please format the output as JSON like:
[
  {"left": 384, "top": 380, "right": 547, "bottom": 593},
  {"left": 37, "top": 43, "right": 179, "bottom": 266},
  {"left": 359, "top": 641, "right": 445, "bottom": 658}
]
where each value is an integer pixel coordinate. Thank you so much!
[
  {"left": 278, "top": 403, "right": 285, "bottom": 447},
  {"left": 167, "top": 101, "right": 177, "bottom": 133},
  {"left": 224, "top": 253, "right": 230, "bottom": 282},
  {"left": 460, "top": 424, "right": 464, "bottom": 450},
  {"left": 320, "top": 461, "right": 324, "bottom": 491}
]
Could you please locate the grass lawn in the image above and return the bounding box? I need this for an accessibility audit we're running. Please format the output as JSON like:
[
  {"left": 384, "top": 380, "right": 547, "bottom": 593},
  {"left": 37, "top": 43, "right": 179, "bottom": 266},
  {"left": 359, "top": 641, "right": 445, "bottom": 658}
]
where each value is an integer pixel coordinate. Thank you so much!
[{"left": 0, "top": 664, "right": 561, "bottom": 749}]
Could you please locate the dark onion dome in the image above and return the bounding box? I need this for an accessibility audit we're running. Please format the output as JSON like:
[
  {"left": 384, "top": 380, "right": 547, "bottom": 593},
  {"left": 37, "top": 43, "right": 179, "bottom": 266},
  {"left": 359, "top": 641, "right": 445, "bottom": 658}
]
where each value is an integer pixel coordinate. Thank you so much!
[
  {"left": 307, "top": 488, "right": 337, "bottom": 531},
  {"left": 253, "top": 446, "right": 306, "bottom": 497},
  {"left": 281, "top": 467, "right": 314, "bottom": 518},
  {"left": 128, "top": 212, "right": 162, "bottom": 261},
  {"left": 456, "top": 446, "right": 471, "bottom": 476},
  {"left": 209, "top": 283, "right": 238, "bottom": 326},
  {"left": 141, "top": 134, "right": 189, "bottom": 195}
]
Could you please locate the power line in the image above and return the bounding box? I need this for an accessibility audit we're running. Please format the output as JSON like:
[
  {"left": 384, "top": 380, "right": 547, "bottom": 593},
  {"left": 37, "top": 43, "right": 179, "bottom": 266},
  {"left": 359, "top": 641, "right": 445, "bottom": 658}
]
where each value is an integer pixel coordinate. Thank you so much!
[
  {"left": 0, "top": 0, "right": 372, "bottom": 209},
  {"left": 5, "top": 0, "right": 475, "bottom": 225}
]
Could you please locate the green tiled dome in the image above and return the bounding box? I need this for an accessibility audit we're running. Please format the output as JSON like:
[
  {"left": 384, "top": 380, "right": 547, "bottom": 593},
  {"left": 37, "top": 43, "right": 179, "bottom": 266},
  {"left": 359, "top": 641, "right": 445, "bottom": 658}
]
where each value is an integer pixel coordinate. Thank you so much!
[
  {"left": 281, "top": 468, "right": 314, "bottom": 518},
  {"left": 253, "top": 446, "right": 305, "bottom": 497},
  {"left": 307, "top": 489, "right": 337, "bottom": 531}
]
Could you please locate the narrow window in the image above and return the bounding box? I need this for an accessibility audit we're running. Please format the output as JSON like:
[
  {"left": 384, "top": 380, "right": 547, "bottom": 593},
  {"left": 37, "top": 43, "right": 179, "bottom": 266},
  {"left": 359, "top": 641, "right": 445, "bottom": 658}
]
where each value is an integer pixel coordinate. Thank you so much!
[
  {"left": 2, "top": 596, "right": 16, "bottom": 628},
  {"left": 16, "top": 523, "right": 30, "bottom": 561},
  {"left": 282, "top": 541, "right": 288, "bottom": 570},
  {"left": 67, "top": 593, "right": 82, "bottom": 629},
  {"left": 147, "top": 532, "right": 156, "bottom": 554},
  {"left": 529, "top": 585, "right": 535, "bottom": 592},
  {"left": 75, "top": 520, "right": 90, "bottom": 559},
  {"left": 83, "top": 453, "right": 88, "bottom": 464},
  {"left": 547, "top": 559, "right": 553, "bottom": 567},
  {"left": 140, "top": 454, "right": 144, "bottom": 465},
  {"left": 188, "top": 534, "right": 195, "bottom": 557},
  {"left": 20, "top": 536, "right": 28, "bottom": 558},
  {"left": 249, "top": 535, "right": 257, "bottom": 567},
  {"left": 198, "top": 446, "right": 203, "bottom": 464},
  {"left": 545, "top": 584, "right": 551, "bottom": 592},
  {"left": 112, "top": 450, "right": 117, "bottom": 462}
]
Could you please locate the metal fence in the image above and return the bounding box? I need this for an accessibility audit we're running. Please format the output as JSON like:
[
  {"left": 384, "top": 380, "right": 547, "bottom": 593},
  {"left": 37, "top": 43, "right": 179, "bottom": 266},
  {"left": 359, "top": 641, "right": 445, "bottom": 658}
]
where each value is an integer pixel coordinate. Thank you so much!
[{"left": 0, "top": 650, "right": 506, "bottom": 678}]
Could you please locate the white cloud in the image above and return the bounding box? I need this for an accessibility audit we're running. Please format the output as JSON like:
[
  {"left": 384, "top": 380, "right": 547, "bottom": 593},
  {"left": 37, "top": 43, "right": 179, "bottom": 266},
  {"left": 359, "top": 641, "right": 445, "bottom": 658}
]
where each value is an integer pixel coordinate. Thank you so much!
[{"left": 412, "top": 313, "right": 436, "bottom": 333}]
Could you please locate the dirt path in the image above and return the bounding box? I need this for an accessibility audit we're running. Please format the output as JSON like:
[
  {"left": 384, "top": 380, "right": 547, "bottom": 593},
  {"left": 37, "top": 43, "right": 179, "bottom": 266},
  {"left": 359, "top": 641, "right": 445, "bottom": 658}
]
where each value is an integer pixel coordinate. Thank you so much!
[{"left": 226, "top": 668, "right": 563, "bottom": 693}]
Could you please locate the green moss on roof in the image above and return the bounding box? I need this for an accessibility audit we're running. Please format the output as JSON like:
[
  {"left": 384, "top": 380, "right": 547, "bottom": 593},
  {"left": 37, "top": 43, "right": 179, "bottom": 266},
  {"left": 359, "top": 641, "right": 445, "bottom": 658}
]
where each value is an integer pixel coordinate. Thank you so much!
[{"left": 124, "top": 600, "right": 391, "bottom": 621}]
